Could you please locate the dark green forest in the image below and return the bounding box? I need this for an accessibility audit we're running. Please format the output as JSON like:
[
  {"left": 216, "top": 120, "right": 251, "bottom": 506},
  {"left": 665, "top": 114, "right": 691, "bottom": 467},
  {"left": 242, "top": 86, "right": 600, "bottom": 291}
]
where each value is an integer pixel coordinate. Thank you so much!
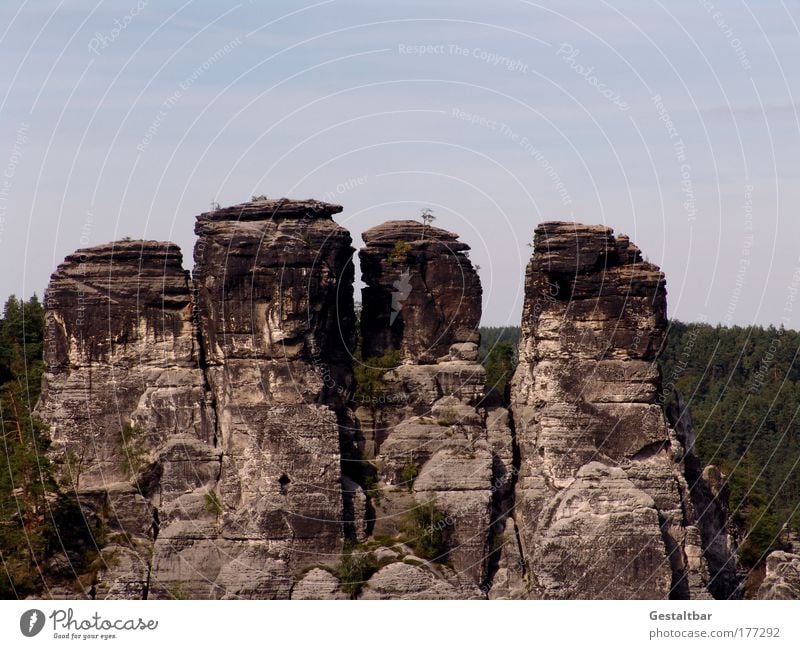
[
  {"left": 660, "top": 321, "right": 800, "bottom": 567},
  {"left": 0, "top": 295, "right": 52, "bottom": 596},
  {"left": 479, "top": 326, "right": 521, "bottom": 400},
  {"left": 0, "top": 296, "right": 97, "bottom": 598},
  {"left": 480, "top": 322, "right": 800, "bottom": 570}
]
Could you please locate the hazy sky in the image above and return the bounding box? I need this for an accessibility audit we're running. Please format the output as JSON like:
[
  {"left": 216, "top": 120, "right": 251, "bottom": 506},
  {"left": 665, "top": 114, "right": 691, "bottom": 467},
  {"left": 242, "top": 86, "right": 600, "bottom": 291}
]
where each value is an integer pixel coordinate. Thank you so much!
[{"left": 1, "top": 0, "right": 798, "bottom": 327}]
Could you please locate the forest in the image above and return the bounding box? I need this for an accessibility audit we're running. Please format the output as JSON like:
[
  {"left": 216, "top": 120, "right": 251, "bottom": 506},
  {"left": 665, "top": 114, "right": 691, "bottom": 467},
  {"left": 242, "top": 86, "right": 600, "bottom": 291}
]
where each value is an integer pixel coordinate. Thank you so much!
[
  {"left": 0, "top": 295, "right": 98, "bottom": 598},
  {"left": 659, "top": 321, "right": 800, "bottom": 567}
]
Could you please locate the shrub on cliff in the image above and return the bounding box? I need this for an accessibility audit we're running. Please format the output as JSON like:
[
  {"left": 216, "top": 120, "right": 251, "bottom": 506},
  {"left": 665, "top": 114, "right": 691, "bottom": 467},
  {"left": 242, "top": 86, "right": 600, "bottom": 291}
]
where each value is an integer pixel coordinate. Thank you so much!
[
  {"left": 353, "top": 350, "right": 401, "bottom": 410},
  {"left": 479, "top": 327, "right": 520, "bottom": 405},
  {"left": 400, "top": 499, "right": 450, "bottom": 563},
  {"left": 336, "top": 543, "right": 378, "bottom": 598}
]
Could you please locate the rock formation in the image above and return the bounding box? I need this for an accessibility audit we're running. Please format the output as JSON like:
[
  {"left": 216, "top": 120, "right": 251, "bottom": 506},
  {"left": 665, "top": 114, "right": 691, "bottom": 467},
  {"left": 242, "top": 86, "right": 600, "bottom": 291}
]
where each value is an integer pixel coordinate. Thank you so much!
[
  {"left": 507, "top": 222, "right": 739, "bottom": 599},
  {"left": 359, "top": 220, "right": 481, "bottom": 363},
  {"left": 37, "top": 240, "right": 215, "bottom": 599},
  {"left": 355, "top": 220, "right": 510, "bottom": 593},
  {"left": 35, "top": 207, "right": 744, "bottom": 600},
  {"left": 668, "top": 392, "right": 742, "bottom": 598},
  {"left": 38, "top": 240, "right": 214, "bottom": 488},
  {"left": 757, "top": 552, "right": 800, "bottom": 599},
  {"left": 38, "top": 199, "right": 358, "bottom": 599}
]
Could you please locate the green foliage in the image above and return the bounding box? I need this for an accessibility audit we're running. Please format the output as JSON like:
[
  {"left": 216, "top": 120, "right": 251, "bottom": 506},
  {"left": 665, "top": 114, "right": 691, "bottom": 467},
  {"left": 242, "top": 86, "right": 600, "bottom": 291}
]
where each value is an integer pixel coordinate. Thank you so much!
[
  {"left": 490, "top": 532, "right": 509, "bottom": 554},
  {"left": 353, "top": 350, "right": 401, "bottom": 409},
  {"left": 388, "top": 240, "right": 412, "bottom": 264},
  {"left": 400, "top": 499, "right": 450, "bottom": 562},
  {"left": 336, "top": 543, "right": 378, "bottom": 598},
  {"left": 0, "top": 295, "right": 55, "bottom": 597},
  {"left": 0, "top": 295, "right": 105, "bottom": 597},
  {"left": 45, "top": 494, "right": 105, "bottom": 569},
  {"left": 204, "top": 491, "right": 223, "bottom": 517},
  {"left": 0, "top": 294, "right": 45, "bottom": 389},
  {"left": 484, "top": 342, "right": 516, "bottom": 401},
  {"left": 660, "top": 321, "right": 800, "bottom": 567},
  {"left": 479, "top": 327, "right": 520, "bottom": 404},
  {"left": 166, "top": 581, "right": 190, "bottom": 600},
  {"left": 479, "top": 326, "right": 521, "bottom": 356},
  {"left": 399, "top": 461, "right": 420, "bottom": 491}
]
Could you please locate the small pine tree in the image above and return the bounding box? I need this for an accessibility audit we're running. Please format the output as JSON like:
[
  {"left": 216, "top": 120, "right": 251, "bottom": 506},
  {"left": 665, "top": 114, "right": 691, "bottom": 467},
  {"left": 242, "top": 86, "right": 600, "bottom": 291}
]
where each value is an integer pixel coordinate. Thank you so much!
[{"left": 420, "top": 208, "right": 435, "bottom": 239}]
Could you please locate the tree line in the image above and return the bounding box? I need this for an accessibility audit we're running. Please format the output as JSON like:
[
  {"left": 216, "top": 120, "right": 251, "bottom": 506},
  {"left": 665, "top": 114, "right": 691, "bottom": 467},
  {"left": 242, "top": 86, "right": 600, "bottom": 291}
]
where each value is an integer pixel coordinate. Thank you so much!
[{"left": 0, "top": 295, "right": 98, "bottom": 598}]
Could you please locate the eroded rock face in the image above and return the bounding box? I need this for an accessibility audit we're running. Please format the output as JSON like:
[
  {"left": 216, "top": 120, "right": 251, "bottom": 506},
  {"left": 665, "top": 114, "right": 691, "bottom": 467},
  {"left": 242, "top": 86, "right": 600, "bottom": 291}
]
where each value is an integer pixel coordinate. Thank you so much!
[
  {"left": 757, "top": 552, "right": 800, "bottom": 599},
  {"left": 148, "top": 198, "right": 356, "bottom": 598},
  {"left": 668, "top": 393, "right": 742, "bottom": 598},
  {"left": 360, "top": 562, "right": 483, "bottom": 600},
  {"left": 355, "top": 221, "right": 509, "bottom": 593},
  {"left": 530, "top": 462, "right": 672, "bottom": 599},
  {"left": 508, "top": 222, "right": 739, "bottom": 600},
  {"left": 38, "top": 240, "right": 215, "bottom": 489},
  {"left": 37, "top": 240, "right": 216, "bottom": 599},
  {"left": 291, "top": 568, "right": 346, "bottom": 600},
  {"left": 38, "top": 200, "right": 359, "bottom": 599},
  {"left": 360, "top": 220, "right": 481, "bottom": 363}
]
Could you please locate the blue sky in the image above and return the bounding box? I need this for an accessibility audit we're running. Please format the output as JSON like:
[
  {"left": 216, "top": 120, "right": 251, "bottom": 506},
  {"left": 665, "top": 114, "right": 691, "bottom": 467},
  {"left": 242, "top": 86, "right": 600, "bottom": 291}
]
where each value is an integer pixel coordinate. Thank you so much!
[{"left": 1, "top": 0, "right": 798, "bottom": 326}]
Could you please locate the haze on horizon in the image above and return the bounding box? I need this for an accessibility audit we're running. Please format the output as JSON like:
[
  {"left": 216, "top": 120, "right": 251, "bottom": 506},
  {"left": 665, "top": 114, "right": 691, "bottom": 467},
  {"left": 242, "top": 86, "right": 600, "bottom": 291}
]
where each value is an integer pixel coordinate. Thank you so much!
[{"left": 0, "top": 0, "right": 798, "bottom": 328}]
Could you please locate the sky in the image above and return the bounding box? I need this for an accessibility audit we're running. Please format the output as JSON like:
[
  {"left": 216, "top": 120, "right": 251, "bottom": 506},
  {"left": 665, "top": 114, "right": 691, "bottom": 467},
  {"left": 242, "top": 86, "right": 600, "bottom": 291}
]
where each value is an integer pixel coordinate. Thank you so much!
[{"left": 0, "top": 0, "right": 798, "bottom": 327}]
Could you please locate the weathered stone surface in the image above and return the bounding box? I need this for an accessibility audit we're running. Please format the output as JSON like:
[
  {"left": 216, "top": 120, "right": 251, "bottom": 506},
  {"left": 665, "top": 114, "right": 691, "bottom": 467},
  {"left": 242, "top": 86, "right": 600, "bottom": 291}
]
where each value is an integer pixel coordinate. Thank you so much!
[
  {"left": 667, "top": 394, "right": 742, "bottom": 598},
  {"left": 94, "top": 545, "right": 150, "bottom": 600},
  {"left": 757, "top": 552, "right": 800, "bottom": 599},
  {"left": 36, "top": 239, "right": 218, "bottom": 599},
  {"left": 356, "top": 222, "right": 510, "bottom": 592},
  {"left": 413, "top": 447, "right": 493, "bottom": 583},
  {"left": 509, "top": 222, "right": 739, "bottom": 600},
  {"left": 531, "top": 463, "right": 672, "bottom": 599},
  {"left": 487, "top": 519, "right": 527, "bottom": 599},
  {"left": 360, "top": 220, "right": 481, "bottom": 363},
  {"left": 38, "top": 199, "right": 358, "bottom": 599},
  {"left": 360, "top": 562, "right": 482, "bottom": 600},
  {"left": 342, "top": 476, "right": 369, "bottom": 543},
  {"left": 37, "top": 240, "right": 215, "bottom": 489},
  {"left": 147, "top": 198, "right": 357, "bottom": 596},
  {"left": 291, "top": 568, "right": 346, "bottom": 600},
  {"left": 193, "top": 198, "right": 354, "bottom": 398}
]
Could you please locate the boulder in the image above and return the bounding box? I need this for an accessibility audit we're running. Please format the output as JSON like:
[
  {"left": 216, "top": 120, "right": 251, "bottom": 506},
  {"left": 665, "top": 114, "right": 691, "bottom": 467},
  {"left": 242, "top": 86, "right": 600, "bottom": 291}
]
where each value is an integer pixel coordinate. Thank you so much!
[{"left": 757, "top": 552, "right": 800, "bottom": 600}]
